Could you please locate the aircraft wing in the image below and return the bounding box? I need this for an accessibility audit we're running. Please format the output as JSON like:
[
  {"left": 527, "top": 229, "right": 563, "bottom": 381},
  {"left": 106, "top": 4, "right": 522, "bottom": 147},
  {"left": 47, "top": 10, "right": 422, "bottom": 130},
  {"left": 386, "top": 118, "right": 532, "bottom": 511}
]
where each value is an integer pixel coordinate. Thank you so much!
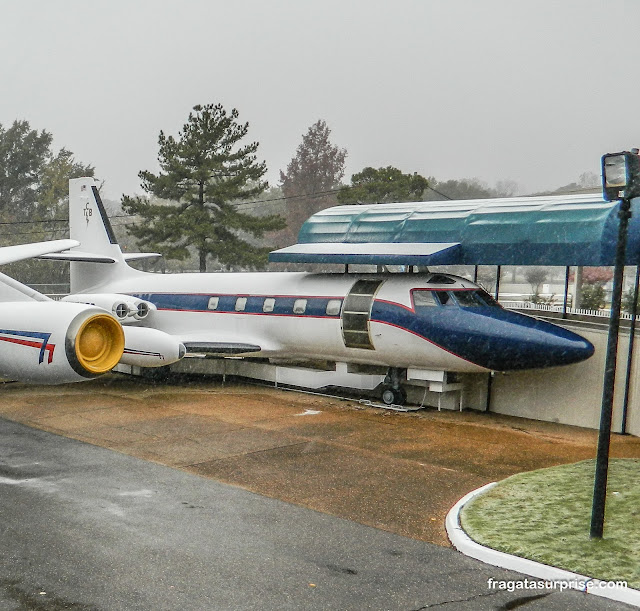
[
  {"left": 182, "top": 341, "right": 262, "bottom": 356},
  {"left": 0, "top": 239, "right": 81, "bottom": 303},
  {"left": 0, "top": 239, "right": 80, "bottom": 265},
  {"left": 174, "top": 333, "right": 265, "bottom": 357}
]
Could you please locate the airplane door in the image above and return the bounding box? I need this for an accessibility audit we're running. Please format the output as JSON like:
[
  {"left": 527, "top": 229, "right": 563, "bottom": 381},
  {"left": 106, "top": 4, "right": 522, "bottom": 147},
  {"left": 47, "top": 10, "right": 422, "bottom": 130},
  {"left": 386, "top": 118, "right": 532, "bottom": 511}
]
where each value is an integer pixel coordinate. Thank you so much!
[{"left": 341, "top": 279, "right": 384, "bottom": 350}]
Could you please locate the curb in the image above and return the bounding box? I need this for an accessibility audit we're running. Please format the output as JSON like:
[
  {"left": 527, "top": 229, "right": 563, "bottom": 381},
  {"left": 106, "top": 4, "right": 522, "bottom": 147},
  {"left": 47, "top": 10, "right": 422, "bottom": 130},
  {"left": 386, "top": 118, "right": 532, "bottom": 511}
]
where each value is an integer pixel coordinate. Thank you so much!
[{"left": 445, "top": 483, "right": 640, "bottom": 608}]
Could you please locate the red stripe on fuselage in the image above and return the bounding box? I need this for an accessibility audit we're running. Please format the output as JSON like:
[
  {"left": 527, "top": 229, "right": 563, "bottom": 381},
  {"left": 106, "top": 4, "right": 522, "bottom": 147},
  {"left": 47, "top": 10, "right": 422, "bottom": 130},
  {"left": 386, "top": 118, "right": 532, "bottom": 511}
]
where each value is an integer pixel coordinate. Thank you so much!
[
  {"left": 155, "top": 308, "right": 338, "bottom": 320},
  {"left": 153, "top": 303, "right": 480, "bottom": 368},
  {"left": 369, "top": 319, "right": 482, "bottom": 367},
  {"left": 0, "top": 336, "right": 55, "bottom": 363}
]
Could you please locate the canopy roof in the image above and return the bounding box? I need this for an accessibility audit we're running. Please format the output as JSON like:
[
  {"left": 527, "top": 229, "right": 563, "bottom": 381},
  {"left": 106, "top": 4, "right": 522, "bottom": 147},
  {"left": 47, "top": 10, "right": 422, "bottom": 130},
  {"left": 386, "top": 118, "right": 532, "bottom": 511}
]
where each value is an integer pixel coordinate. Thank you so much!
[{"left": 269, "top": 193, "right": 640, "bottom": 266}]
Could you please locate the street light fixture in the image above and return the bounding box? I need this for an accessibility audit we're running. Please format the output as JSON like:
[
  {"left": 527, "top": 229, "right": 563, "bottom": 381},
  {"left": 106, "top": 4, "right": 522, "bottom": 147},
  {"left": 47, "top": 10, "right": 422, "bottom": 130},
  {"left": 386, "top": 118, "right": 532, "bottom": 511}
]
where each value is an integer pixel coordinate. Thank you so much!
[
  {"left": 591, "top": 150, "right": 640, "bottom": 539},
  {"left": 602, "top": 150, "right": 640, "bottom": 202}
]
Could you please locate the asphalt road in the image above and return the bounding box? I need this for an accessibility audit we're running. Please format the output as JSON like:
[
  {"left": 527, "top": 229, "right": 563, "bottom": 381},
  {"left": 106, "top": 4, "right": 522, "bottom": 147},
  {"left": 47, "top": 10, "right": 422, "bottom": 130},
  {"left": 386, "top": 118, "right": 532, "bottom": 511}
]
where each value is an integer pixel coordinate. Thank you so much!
[{"left": 0, "top": 418, "right": 633, "bottom": 611}]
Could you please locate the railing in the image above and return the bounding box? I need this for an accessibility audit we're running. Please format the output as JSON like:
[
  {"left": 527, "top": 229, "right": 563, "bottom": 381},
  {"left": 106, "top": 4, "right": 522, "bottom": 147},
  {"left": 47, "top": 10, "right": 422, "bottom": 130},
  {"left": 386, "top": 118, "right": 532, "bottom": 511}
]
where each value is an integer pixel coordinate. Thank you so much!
[{"left": 500, "top": 300, "right": 634, "bottom": 320}]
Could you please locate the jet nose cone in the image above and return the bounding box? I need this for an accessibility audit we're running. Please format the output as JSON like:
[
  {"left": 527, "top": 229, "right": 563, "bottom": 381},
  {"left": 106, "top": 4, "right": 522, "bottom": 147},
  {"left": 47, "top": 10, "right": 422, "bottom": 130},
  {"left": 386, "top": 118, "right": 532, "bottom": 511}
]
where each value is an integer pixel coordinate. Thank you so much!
[
  {"left": 486, "top": 323, "right": 595, "bottom": 371},
  {"left": 538, "top": 333, "right": 594, "bottom": 368},
  {"left": 568, "top": 336, "right": 595, "bottom": 362}
]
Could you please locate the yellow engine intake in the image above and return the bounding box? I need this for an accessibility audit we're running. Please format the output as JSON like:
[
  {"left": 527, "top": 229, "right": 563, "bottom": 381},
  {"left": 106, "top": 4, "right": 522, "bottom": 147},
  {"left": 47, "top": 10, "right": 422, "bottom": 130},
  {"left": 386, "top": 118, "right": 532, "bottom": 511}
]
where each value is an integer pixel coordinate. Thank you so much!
[{"left": 74, "top": 313, "right": 125, "bottom": 374}]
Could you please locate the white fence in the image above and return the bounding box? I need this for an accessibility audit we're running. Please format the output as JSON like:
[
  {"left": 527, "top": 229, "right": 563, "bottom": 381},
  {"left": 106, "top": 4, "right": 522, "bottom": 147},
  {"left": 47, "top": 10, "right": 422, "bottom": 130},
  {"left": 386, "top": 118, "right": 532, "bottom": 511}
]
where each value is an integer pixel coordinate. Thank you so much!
[{"left": 500, "top": 300, "right": 634, "bottom": 320}]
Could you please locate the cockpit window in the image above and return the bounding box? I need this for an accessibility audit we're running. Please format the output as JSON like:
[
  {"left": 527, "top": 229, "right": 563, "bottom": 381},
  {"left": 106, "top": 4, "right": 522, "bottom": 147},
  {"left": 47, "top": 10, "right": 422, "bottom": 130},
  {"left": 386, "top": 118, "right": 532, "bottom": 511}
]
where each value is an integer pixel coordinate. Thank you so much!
[
  {"left": 413, "top": 288, "right": 501, "bottom": 308},
  {"left": 474, "top": 289, "right": 500, "bottom": 307},
  {"left": 451, "top": 289, "right": 501, "bottom": 308},
  {"left": 413, "top": 290, "right": 437, "bottom": 307},
  {"left": 434, "top": 291, "right": 455, "bottom": 306},
  {"left": 452, "top": 290, "right": 483, "bottom": 307}
]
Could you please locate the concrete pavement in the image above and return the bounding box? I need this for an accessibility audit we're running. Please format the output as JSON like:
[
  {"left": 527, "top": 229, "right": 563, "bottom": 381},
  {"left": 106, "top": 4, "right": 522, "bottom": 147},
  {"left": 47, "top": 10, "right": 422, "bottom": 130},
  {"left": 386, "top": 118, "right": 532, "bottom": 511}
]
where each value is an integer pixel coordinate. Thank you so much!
[{"left": 2, "top": 375, "right": 640, "bottom": 546}]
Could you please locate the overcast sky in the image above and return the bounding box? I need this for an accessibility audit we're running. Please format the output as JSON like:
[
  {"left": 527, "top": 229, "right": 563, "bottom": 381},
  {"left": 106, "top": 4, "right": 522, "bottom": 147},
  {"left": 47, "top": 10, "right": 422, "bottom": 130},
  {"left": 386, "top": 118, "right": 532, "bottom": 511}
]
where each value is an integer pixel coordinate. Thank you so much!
[{"left": 2, "top": 0, "right": 639, "bottom": 201}]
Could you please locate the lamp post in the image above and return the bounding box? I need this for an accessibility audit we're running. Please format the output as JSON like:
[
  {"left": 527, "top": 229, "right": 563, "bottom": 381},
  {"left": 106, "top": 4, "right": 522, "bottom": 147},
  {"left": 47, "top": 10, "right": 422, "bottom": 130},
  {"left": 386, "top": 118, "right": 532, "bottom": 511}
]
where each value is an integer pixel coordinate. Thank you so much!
[{"left": 591, "top": 150, "right": 640, "bottom": 539}]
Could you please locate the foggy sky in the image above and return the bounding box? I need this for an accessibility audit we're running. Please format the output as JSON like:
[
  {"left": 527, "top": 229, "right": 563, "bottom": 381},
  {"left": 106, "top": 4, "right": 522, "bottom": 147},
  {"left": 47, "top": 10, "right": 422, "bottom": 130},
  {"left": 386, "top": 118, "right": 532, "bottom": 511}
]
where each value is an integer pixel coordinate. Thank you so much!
[{"left": 1, "top": 0, "right": 638, "bottom": 202}]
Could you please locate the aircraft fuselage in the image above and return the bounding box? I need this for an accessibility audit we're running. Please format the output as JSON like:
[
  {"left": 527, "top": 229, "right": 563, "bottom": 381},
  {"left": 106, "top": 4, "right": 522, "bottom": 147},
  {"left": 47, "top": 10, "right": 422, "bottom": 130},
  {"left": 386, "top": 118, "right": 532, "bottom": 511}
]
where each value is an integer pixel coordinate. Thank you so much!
[{"left": 98, "top": 270, "right": 594, "bottom": 374}]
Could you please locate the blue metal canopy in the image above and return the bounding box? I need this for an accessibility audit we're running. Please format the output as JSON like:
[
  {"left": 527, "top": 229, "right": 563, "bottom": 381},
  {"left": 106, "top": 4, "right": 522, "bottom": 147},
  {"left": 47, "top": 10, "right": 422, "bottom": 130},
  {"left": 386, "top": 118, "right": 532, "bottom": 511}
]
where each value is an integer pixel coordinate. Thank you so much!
[{"left": 269, "top": 193, "right": 640, "bottom": 266}]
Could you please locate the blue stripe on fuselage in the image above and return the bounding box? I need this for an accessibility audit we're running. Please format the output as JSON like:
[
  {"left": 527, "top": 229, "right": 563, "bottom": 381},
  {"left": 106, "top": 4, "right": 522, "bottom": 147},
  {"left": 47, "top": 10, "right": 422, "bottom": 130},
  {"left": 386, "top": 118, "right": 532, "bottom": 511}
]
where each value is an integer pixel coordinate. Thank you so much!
[
  {"left": 133, "top": 292, "right": 593, "bottom": 370},
  {"left": 131, "top": 293, "right": 340, "bottom": 318}
]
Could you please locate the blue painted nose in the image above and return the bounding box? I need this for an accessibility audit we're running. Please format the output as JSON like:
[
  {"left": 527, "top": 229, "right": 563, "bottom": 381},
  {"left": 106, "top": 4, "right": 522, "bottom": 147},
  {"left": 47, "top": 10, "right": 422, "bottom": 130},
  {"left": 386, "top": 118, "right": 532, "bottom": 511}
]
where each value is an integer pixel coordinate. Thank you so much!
[
  {"left": 451, "top": 310, "right": 595, "bottom": 371},
  {"left": 479, "top": 320, "right": 594, "bottom": 371}
]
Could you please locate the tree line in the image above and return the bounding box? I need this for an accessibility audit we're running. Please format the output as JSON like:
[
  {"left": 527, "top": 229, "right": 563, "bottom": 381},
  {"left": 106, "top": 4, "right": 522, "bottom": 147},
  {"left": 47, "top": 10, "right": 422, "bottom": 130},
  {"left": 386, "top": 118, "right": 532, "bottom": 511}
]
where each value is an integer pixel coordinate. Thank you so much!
[{"left": 0, "top": 103, "right": 602, "bottom": 281}]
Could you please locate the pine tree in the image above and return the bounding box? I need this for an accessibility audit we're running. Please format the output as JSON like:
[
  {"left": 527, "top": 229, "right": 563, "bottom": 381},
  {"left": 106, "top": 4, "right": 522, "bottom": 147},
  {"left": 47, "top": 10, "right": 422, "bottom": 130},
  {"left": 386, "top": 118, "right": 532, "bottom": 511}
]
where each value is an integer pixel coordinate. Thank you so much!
[
  {"left": 122, "top": 104, "right": 285, "bottom": 272},
  {"left": 337, "top": 166, "right": 428, "bottom": 205}
]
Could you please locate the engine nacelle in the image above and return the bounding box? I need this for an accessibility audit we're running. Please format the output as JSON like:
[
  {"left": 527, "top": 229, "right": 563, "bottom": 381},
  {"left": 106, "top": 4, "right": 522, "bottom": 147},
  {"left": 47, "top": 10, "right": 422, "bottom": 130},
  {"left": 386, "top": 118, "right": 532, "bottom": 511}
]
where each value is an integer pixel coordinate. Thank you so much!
[
  {"left": 0, "top": 302, "right": 125, "bottom": 384},
  {"left": 120, "top": 326, "right": 185, "bottom": 368},
  {"left": 61, "top": 293, "right": 155, "bottom": 321}
]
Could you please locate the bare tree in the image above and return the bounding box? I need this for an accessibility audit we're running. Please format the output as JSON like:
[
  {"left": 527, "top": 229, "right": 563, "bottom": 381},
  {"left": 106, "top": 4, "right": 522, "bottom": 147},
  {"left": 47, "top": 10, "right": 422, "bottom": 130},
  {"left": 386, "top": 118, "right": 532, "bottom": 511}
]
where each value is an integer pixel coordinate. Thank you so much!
[{"left": 277, "top": 120, "right": 346, "bottom": 245}]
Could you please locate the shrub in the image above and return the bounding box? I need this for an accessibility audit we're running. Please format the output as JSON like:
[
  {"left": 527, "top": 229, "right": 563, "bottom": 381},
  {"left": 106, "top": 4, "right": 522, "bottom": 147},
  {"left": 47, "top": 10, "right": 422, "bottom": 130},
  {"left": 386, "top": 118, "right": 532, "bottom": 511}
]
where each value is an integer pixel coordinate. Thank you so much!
[{"left": 580, "top": 283, "right": 606, "bottom": 311}]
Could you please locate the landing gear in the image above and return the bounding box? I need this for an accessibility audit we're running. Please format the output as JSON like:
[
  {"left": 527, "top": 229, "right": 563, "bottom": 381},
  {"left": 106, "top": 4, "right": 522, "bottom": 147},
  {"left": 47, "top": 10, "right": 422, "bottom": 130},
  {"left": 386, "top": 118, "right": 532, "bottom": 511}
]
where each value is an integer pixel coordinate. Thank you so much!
[
  {"left": 381, "top": 386, "right": 407, "bottom": 406},
  {"left": 381, "top": 367, "right": 407, "bottom": 405}
]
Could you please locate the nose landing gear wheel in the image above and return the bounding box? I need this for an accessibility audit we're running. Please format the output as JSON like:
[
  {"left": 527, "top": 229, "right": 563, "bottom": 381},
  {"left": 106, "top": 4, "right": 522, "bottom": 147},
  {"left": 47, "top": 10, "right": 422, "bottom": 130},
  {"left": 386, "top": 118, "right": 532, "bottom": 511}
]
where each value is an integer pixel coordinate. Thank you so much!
[{"left": 381, "top": 386, "right": 407, "bottom": 406}]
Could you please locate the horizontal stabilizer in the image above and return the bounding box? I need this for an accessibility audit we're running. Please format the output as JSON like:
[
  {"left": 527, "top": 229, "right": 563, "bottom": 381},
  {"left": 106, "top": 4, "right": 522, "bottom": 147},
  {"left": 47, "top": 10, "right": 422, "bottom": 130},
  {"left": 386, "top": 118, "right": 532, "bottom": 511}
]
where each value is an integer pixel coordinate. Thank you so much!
[
  {"left": 40, "top": 251, "right": 161, "bottom": 263},
  {"left": 0, "top": 239, "right": 80, "bottom": 265},
  {"left": 269, "top": 242, "right": 461, "bottom": 266},
  {"left": 183, "top": 341, "right": 262, "bottom": 356},
  {"left": 39, "top": 250, "right": 117, "bottom": 263},
  {"left": 123, "top": 252, "right": 162, "bottom": 262}
]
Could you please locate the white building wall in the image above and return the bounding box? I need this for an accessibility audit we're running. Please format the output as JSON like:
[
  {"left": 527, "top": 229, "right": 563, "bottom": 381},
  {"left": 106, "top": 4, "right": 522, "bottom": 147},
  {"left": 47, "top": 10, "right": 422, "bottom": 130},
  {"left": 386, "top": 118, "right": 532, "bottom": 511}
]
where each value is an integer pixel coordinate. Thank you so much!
[{"left": 484, "top": 323, "right": 640, "bottom": 436}]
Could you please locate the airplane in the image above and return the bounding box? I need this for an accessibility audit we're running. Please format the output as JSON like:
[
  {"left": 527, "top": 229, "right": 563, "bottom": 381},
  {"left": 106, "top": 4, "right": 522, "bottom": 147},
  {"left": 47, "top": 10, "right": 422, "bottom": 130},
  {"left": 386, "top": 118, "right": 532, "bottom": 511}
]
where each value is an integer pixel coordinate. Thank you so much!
[
  {"left": 37, "top": 177, "right": 595, "bottom": 404},
  {"left": 0, "top": 237, "right": 185, "bottom": 385}
]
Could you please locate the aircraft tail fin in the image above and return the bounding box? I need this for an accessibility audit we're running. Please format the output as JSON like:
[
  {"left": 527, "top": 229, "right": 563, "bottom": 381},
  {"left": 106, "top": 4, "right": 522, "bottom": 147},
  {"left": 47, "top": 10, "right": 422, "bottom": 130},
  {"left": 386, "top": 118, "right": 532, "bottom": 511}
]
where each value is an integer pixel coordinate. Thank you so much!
[{"left": 68, "top": 177, "right": 135, "bottom": 293}]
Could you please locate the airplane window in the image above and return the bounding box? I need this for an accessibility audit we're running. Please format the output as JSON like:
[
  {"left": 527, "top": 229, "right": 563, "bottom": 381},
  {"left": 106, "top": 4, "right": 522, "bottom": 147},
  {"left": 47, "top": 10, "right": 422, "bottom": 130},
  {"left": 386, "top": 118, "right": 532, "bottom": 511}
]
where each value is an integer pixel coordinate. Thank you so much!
[
  {"left": 326, "top": 299, "right": 342, "bottom": 316},
  {"left": 475, "top": 290, "right": 500, "bottom": 307},
  {"left": 235, "top": 297, "right": 247, "bottom": 312},
  {"left": 452, "top": 290, "right": 482, "bottom": 307},
  {"left": 434, "top": 291, "right": 455, "bottom": 306},
  {"left": 293, "top": 299, "right": 307, "bottom": 314},
  {"left": 207, "top": 296, "right": 219, "bottom": 310},
  {"left": 263, "top": 298, "right": 275, "bottom": 313},
  {"left": 413, "top": 290, "right": 437, "bottom": 307},
  {"left": 448, "top": 289, "right": 501, "bottom": 307}
]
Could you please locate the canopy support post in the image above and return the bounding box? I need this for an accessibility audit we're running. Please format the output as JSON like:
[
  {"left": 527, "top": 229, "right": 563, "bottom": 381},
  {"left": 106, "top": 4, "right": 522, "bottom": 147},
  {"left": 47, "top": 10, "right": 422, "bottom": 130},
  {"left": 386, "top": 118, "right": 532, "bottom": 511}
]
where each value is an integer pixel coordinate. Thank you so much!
[
  {"left": 562, "top": 266, "right": 570, "bottom": 319},
  {"left": 621, "top": 265, "right": 640, "bottom": 434}
]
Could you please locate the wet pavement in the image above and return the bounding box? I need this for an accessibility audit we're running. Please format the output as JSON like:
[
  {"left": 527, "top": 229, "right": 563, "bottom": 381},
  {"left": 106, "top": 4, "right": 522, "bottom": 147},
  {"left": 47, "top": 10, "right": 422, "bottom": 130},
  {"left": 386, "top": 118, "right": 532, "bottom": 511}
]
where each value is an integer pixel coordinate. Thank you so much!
[
  {"left": 2, "top": 374, "right": 640, "bottom": 548},
  {"left": 0, "top": 415, "right": 635, "bottom": 610}
]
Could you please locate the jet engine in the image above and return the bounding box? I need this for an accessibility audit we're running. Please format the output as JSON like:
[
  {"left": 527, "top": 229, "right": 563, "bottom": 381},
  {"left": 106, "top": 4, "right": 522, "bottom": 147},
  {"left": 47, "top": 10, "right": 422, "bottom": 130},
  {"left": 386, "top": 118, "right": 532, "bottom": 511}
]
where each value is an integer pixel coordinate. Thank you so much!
[
  {"left": 0, "top": 302, "right": 125, "bottom": 384},
  {"left": 61, "top": 293, "right": 155, "bottom": 321},
  {"left": 120, "top": 326, "right": 185, "bottom": 368}
]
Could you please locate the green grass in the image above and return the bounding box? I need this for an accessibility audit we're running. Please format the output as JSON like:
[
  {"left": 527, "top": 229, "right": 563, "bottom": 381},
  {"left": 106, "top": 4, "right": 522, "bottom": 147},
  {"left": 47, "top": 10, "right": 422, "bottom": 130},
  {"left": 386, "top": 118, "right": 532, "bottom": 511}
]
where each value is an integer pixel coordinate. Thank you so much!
[{"left": 460, "top": 459, "right": 640, "bottom": 588}]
